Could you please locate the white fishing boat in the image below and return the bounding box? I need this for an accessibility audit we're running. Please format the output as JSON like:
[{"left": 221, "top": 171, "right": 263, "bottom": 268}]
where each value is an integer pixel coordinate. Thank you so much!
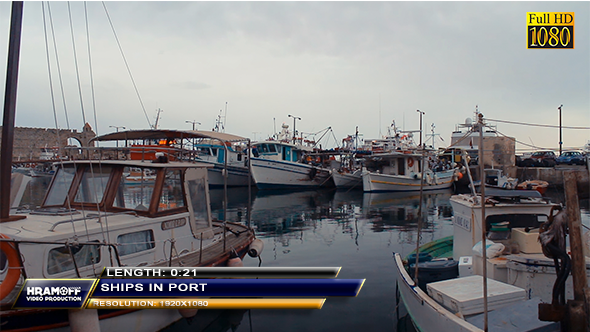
[
  {"left": 250, "top": 124, "right": 332, "bottom": 189},
  {"left": 362, "top": 151, "right": 457, "bottom": 192},
  {"left": 188, "top": 138, "right": 251, "bottom": 187},
  {"left": 393, "top": 189, "right": 568, "bottom": 331},
  {"left": 472, "top": 168, "right": 518, "bottom": 190},
  {"left": 331, "top": 168, "right": 363, "bottom": 189}
]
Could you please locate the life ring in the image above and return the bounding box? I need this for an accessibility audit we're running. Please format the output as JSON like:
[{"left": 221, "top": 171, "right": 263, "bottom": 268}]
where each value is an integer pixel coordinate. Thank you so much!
[
  {"left": 407, "top": 157, "right": 414, "bottom": 168},
  {"left": 0, "top": 234, "right": 22, "bottom": 301}
]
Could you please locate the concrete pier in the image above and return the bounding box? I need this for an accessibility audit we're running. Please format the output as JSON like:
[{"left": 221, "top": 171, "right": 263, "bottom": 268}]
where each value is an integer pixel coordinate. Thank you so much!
[{"left": 516, "top": 165, "right": 589, "bottom": 198}]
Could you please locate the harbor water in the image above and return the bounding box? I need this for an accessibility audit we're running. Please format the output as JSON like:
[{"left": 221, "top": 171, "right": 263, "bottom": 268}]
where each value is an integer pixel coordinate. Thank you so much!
[{"left": 19, "top": 177, "right": 590, "bottom": 332}]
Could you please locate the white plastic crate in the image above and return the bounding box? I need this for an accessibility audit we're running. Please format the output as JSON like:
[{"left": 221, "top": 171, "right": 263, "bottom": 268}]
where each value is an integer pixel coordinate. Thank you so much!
[{"left": 427, "top": 275, "right": 526, "bottom": 316}]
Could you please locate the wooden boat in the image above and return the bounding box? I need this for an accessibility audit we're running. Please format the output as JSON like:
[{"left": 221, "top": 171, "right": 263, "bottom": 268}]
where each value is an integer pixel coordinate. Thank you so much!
[
  {"left": 516, "top": 179, "right": 549, "bottom": 195},
  {"left": 0, "top": 138, "right": 261, "bottom": 331},
  {"left": 103, "top": 129, "right": 253, "bottom": 188}
]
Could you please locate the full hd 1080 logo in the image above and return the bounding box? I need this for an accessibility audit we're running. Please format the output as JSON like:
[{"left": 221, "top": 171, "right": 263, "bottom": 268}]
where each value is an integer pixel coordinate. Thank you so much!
[{"left": 527, "top": 12, "right": 574, "bottom": 49}]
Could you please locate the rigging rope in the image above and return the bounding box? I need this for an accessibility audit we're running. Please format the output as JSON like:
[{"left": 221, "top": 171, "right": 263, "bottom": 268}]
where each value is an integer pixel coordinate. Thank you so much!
[
  {"left": 487, "top": 118, "right": 590, "bottom": 130},
  {"left": 101, "top": 1, "right": 152, "bottom": 128},
  {"left": 84, "top": 2, "right": 100, "bottom": 137},
  {"left": 46, "top": 2, "right": 71, "bottom": 130},
  {"left": 67, "top": 1, "right": 87, "bottom": 126}
]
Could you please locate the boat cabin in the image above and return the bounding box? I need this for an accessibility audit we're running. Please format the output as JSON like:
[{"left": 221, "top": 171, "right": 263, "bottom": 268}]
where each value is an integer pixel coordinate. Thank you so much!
[
  {"left": 251, "top": 142, "right": 307, "bottom": 163},
  {"left": 364, "top": 152, "right": 423, "bottom": 176},
  {"left": 41, "top": 160, "right": 212, "bottom": 228}
]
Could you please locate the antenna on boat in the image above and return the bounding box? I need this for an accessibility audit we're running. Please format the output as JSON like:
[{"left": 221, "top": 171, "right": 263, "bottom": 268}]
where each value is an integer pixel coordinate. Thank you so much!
[
  {"left": 152, "top": 108, "right": 163, "bottom": 129},
  {"left": 1, "top": 1, "right": 24, "bottom": 222},
  {"left": 477, "top": 112, "right": 489, "bottom": 332},
  {"left": 224, "top": 101, "right": 228, "bottom": 132}
]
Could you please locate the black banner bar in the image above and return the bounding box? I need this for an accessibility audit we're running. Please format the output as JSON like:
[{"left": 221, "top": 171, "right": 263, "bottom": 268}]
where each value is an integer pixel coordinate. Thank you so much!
[{"left": 100, "top": 267, "right": 341, "bottom": 278}]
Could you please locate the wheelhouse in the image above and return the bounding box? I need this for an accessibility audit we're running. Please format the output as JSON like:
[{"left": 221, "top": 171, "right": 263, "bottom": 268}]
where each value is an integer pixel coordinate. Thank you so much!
[{"left": 41, "top": 160, "right": 213, "bottom": 232}]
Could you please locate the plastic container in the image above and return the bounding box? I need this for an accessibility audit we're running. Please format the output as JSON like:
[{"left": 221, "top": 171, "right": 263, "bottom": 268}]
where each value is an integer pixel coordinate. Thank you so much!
[
  {"left": 488, "top": 221, "right": 510, "bottom": 241},
  {"left": 408, "top": 259, "right": 459, "bottom": 291},
  {"left": 406, "top": 252, "right": 433, "bottom": 264}
]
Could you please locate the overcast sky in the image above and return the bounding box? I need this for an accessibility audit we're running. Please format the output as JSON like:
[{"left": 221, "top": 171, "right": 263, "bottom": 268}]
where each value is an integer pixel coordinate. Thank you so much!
[{"left": 1, "top": 1, "right": 589, "bottom": 152}]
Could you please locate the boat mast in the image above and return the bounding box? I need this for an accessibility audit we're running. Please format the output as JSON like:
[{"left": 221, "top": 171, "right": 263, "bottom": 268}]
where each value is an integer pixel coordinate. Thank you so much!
[
  {"left": 478, "top": 112, "right": 489, "bottom": 331},
  {"left": 0, "top": 1, "right": 24, "bottom": 221}
]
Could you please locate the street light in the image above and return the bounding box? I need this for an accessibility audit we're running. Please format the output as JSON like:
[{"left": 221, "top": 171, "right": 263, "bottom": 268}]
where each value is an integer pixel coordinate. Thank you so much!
[
  {"left": 416, "top": 110, "right": 425, "bottom": 148},
  {"left": 288, "top": 114, "right": 301, "bottom": 144},
  {"left": 185, "top": 120, "right": 201, "bottom": 131},
  {"left": 558, "top": 105, "right": 563, "bottom": 155},
  {"left": 109, "top": 126, "right": 126, "bottom": 148}
]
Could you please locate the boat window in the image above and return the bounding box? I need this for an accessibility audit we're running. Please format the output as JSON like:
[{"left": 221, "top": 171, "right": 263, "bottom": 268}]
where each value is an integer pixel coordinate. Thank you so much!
[
  {"left": 268, "top": 144, "right": 277, "bottom": 153},
  {"left": 158, "top": 170, "right": 185, "bottom": 211},
  {"left": 74, "top": 165, "right": 113, "bottom": 204},
  {"left": 187, "top": 177, "right": 209, "bottom": 229},
  {"left": 197, "top": 147, "right": 211, "bottom": 156},
  {"left": 485, "top": 214, "right": 548, "bottom": 232},
  {"left": 44, "top": 165, "right": 77, "bottom": 206},
  {"left": 260, "top": 144, "right": 269, "bottom": 153},
  {"left": 211, "top": 148, "right": 218, "bottom": 156},
  {"left": 113, "top": 166, "right": 157, "bottom": 211},
  {"left": 47, "top": 241, "right": 101, "bottom": 275},
  {"left": 117, "top": 230, "right": 155, "bottom": 256}
]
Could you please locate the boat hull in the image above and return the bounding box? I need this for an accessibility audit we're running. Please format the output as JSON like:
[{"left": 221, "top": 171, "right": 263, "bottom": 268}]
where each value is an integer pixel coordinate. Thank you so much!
[
  {"left": 331, "top": 170, "right": 362, "bottom": 189},
  {"left": 362, "top": 170, "right": 455, "bottom": 192},
  {"left": 393, "top": 253, "right": 483, "bottom": 332},
  {"left": 250, "top": 158, "right": 332, "bottom": 189},
  {"left": 205, "top": 163, "right": 252, "bottom": 187}
]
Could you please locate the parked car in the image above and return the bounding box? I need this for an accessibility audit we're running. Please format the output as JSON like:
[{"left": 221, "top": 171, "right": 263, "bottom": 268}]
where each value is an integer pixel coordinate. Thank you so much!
[
  {"left": 519, "top": 150, "right": 557, "bottom": 167},
  {"left": 556, "top": 150, "right": 586, "bottom": 165}
]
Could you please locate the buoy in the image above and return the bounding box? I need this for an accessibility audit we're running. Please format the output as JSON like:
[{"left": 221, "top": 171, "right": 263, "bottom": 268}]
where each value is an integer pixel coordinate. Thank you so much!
[
  {"left": 457, "top": 172, "right": 464, "bottom": 180},
  {"left": 227, "top": 250, "right": 244, "bottom": 267},
  {"left": 248, "top": 238, "right": 264, "bottom": 258},
  {"left": 179, "top": 309, "right": 198, "bottom": 318}
]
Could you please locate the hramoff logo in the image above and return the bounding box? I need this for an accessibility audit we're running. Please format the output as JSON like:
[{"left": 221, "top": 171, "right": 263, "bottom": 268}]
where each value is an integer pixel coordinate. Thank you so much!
[{"left": 25, "top": 286, "right": 82, "bottom": 302}]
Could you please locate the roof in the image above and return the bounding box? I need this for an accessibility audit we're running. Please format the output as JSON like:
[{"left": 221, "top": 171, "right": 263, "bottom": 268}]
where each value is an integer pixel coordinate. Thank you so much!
[
  {"left": 57, "top": 160, "right": 214, "bottom": 169},
  {"left": 92, "top": 129, "right": 248, "bottom": 143}
]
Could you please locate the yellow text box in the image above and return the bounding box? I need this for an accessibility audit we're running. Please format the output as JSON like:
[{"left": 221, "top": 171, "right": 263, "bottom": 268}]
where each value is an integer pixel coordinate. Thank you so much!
[
  {"left": 527, "top": 12, "right": 574, "bottom": 26},
  {"left": 86, "top": 298, "right": 326, "bottom": 309}
]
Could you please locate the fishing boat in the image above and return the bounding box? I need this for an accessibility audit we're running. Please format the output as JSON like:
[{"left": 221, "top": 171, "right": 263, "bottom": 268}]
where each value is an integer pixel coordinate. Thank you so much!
[
  {"left": 393, "top": 189, "right": 567, "bottom": 331},
  {"left": 361, "top": 151, "right": 457, "bottom": 192},
  {"left": 472, "top": 168, "right": 518, "bottom": 190},
  {"left": 0, "top": 149, "right": 262, "bottom": 331},
  {"left": 99, "top": 129, "right": 253, "bottom": 188},
  {"left": 249, "top": 124, "right": 333, "bottom": 189}
]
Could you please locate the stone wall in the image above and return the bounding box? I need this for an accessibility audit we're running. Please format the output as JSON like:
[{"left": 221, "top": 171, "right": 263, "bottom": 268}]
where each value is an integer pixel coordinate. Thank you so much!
[
  {"left": 0, "top": 124, "right": 96, "bottom": 161},
  {"left": 482, "top": 136, "right": 516, "bottom": 169}
]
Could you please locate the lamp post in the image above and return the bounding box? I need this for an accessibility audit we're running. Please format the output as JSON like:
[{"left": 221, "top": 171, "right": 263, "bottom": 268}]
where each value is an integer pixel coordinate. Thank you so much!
[
  {"left": 109, "top": 126, "right": 125, "bottom": 147},
  {"left": 288, "top": 114, "right": 301, "bottom": 144},
  {"left": 416, "top": 110, "right": 425, "bottom": 148},
  {"left": 185, "top": 120, "right": 201, "bottom": 131},
  {"left": 558, "top": 105, "right": 563, "bottom": 155}
]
